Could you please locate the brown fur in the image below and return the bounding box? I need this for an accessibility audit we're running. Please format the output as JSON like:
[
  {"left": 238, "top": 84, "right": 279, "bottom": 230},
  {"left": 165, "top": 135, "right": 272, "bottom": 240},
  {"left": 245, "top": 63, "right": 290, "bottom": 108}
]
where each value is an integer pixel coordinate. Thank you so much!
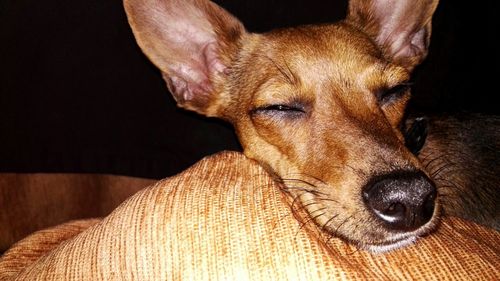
[
  {"left": 124, "top": 0, "right": 441, "bottom": 252},
  {"left": 414, "top": 114, "right": 500, "bottom": 230}
]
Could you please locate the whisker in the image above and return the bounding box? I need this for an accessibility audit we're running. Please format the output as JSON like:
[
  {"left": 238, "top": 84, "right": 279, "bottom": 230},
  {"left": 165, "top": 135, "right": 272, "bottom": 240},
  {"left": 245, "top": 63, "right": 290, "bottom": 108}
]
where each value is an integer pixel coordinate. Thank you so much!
[
  {"left": 301, "top": 200, "right": 321, "bottom": 209},
  {"left": 317, "top": 197, "right": 340, "bottom": 204},
  {"left": 295, "top": 209, "right": 326, "bottom": 238},
  {"left": 282, "top": 173, "right": 328, "bottom": 186},
  {"left": 321, "top": 214, "right": 339, "bottom": 233},
  {"left": 434, "top": 178, "right": 467, "bottom": 193},
  {"left": 287, "top": 191, "right": 312, "bottom": 213},
  {"left": 280, "top": 182, "right": 327, "bottom": 196},
  {"left": 334, "top": 215, "right": 353, "bottom": 238},
  {"left": 309, "top": 206, "right": 327, "bottom": 216},
  {"left": 429, "top": 162, "right": 455, "bottom": 179},
  {"left": 423, "top": 153, "right": 448, "bottom": 172}
]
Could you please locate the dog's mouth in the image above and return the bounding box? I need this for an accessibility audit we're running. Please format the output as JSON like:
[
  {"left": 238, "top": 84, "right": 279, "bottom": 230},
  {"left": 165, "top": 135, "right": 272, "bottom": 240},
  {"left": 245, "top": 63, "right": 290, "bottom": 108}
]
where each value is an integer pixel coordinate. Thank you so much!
[
  {"left": 318, "top": 212, "right": 440, "bottom": 253},
  {"left": 316, "top": 212, "right": 440, "bottom": 253},
  {"left": 361, "top": 214, "right": 440, "bottom": 253}
]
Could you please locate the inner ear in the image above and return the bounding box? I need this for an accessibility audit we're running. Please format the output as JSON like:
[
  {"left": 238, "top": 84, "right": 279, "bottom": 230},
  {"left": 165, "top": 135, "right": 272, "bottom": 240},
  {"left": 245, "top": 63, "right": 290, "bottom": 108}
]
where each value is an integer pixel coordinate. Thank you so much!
[
  {"left": 124, "top": 0, "right": 245, "bottom": 116},
  {"left": 347, "top": 0, "right": 439, "bottom": 70}
]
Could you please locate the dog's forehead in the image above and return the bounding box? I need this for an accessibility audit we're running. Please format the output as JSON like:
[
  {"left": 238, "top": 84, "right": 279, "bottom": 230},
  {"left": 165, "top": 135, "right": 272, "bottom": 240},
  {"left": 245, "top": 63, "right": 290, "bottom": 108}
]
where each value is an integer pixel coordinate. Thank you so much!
[
  {"left": 240, "top": 23, "right": 403, "bottom": 101},
  {"left": 256, "top": 23, "right": 389, "bottom": 84}
]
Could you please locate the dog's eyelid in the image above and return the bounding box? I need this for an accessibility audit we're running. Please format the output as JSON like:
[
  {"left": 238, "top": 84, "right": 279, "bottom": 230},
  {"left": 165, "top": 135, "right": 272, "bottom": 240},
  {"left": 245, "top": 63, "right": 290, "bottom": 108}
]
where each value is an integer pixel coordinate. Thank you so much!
[
  {"left": 256, "top": 104, "right": 304, "bottom": 112},
  {"left": 250, "top": 102, "right": 307, "bottom": 117},
  {"left": 378, "top": 82, "right": 412, "bottom": 103},
  {"left": 265, "top": 104, "right": 304, "bottom": 111}
]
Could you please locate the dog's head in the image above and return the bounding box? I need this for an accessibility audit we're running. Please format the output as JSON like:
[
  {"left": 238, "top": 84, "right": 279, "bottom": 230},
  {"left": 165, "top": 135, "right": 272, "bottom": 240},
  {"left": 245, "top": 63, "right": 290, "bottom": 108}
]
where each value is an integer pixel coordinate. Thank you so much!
[{"left": 124, "top": 0, "right": 440, "bottom": 252}]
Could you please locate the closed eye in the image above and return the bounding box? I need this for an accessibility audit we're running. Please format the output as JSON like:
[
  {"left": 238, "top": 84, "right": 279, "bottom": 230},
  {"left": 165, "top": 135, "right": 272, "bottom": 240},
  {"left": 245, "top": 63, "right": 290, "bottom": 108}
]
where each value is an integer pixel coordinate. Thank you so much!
[
  {"left": 257, "top": 104, "right": 304, "bottom": 112},
  {"left": 250, "top": 103, "right": 306, "bottom": 118},
  {"left": 377, "top": 82, "right": 412, "bottom": 104}
]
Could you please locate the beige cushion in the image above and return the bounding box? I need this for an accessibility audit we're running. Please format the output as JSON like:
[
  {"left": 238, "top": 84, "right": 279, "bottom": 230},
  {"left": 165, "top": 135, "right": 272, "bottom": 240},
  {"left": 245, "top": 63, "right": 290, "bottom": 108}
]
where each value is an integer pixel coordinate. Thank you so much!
[{"left": 0, "top": 151, "right": 498, "bottom": 280}]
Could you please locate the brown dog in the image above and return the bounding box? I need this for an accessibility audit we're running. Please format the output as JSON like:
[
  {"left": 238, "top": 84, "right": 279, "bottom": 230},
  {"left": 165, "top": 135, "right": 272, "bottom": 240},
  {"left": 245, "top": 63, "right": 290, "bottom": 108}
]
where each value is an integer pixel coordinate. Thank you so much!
[{"left": 124, "top": 0, "right": 440, "bottom": 252}]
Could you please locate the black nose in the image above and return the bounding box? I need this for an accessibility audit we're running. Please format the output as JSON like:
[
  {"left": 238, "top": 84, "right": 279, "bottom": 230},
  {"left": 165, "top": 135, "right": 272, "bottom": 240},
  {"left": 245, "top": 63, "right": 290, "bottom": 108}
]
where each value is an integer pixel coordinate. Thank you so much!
[{"left": 362, "top": 171, "right": 436, "bottom": 231}]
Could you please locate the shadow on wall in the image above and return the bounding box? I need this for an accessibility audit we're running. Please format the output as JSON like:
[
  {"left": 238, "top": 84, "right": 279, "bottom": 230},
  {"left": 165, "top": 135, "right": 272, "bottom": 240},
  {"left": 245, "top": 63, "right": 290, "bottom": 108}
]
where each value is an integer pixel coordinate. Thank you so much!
[{"left": 0, "top": 0, "right": 497, "bottom": 179}]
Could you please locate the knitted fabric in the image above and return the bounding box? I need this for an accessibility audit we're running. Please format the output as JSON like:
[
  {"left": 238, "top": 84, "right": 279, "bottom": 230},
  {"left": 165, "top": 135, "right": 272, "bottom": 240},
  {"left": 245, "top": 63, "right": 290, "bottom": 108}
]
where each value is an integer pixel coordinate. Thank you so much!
[{"left": 1, "top": 152, "right": 498, "bottom": 280}]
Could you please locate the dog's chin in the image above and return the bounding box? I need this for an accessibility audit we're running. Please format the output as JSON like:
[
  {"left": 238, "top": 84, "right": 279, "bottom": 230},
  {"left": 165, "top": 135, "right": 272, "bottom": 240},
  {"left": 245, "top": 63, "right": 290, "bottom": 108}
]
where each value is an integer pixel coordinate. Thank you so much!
[{"left": 362, "top": 236, "right": 417, "bottom": 254}]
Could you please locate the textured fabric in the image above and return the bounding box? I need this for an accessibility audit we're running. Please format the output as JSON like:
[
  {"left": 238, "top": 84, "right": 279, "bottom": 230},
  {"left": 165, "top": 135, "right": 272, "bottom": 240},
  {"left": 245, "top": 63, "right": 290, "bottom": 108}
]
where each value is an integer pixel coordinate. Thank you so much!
[
  {"left": 0, "top": 151, "right": 498, "bottom": 280},
  {"left": 0, "top": 219, "right": 100, "bottom": 279}
]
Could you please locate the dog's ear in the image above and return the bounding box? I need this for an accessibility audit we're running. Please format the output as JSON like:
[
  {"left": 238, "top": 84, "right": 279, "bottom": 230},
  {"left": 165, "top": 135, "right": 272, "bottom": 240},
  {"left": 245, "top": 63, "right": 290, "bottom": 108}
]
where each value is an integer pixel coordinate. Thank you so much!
[
  {"left": 124, "top": 0, "right": 245, "bottom": 116},
  {"left": 347, "top": 0, "right": 439, "bottom": 70}
]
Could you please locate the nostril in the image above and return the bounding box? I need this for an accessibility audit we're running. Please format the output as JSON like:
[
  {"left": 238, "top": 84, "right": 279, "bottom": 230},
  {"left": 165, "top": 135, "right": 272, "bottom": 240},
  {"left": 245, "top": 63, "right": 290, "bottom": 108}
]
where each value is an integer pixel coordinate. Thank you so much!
[
  {"left": 421, "top": 189, "right": 437, "bottom": 223},
  {"left": 386, "top": 203, "right": 406, "bottom": 221},
  {"left": 363, "top": 171, "right": 437, "bottom": 231},
  {"left": 373, "top": 202, "right": 406, "bottom": 224}
]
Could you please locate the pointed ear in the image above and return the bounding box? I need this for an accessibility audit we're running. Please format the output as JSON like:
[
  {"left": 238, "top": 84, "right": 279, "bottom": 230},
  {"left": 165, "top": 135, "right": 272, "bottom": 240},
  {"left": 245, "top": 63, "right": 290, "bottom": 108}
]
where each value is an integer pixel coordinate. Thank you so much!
[
  {"left": 124, "top": 0, "right": 245, "bottom": 116},
  {"left": 347, "top": 0, "right": 439, "bottom": 70}
]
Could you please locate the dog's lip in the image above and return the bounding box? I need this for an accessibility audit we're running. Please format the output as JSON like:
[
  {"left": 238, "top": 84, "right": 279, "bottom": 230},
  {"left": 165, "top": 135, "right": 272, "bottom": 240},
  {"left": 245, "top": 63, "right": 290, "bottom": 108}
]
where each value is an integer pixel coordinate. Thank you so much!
[
  {"left": 359, "top": 228, "right": 430, "bottom": 253},
  {"left": 361, "top": 203, "right": 441, "bottom": 253}
]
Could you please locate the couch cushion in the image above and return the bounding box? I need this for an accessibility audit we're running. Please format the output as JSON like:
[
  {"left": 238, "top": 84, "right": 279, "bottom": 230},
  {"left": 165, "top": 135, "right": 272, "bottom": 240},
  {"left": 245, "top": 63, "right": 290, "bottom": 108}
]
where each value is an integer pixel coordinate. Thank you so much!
[{"left": 0, "top": 151, "right": 498, "bottom": 280}]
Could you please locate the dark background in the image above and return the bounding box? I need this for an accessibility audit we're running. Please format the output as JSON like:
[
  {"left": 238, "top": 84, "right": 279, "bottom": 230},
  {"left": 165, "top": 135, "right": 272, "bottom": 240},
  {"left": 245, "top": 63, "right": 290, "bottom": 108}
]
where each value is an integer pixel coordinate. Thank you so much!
[{"left": 0, "top": 0, "right": 497, "bottom": 179}]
